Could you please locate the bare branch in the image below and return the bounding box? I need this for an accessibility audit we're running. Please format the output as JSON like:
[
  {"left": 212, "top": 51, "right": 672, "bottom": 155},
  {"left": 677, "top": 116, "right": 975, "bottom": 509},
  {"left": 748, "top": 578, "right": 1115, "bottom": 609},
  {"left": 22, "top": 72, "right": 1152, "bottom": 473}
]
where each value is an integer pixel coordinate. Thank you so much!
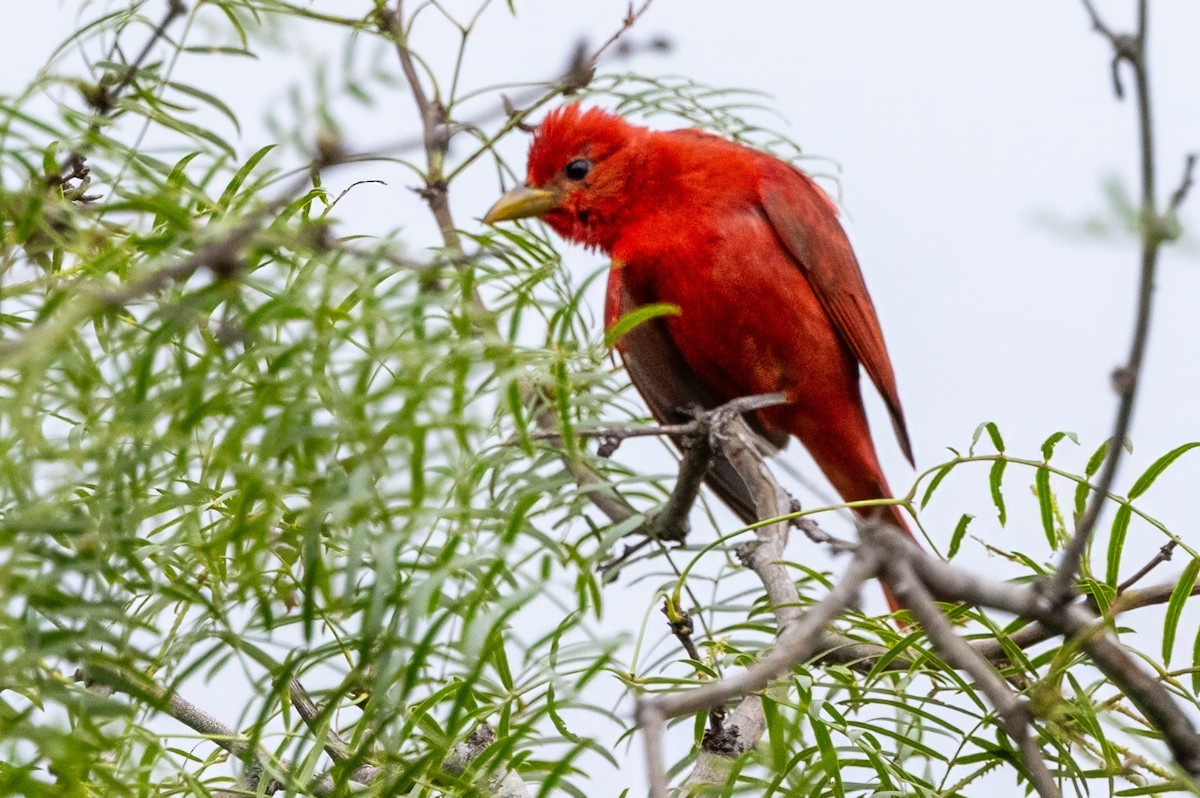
[
  {"left": 653, "top": 548, "right": 879, "bottom": 721},
  {"left": 388, "top": 0, "right": 462, "bottom": 253},
  {"left": 1166, "top": 152, "right": 1198, "bottom": 216},
  {"left": 78, "top": 663, "right": 324, "bottom": 796},
  {"left": 1118, "top": 541, "right": 1178, "bottom": 593},
  {"left": 1052, "top": 0, "right": 1164, "bottom": 605},
  {"left": 443, "top": 724, "right": 532, "bottom": 798},
  {"left": 975, "top": 577, "right": 1200, "bottom": 662}
]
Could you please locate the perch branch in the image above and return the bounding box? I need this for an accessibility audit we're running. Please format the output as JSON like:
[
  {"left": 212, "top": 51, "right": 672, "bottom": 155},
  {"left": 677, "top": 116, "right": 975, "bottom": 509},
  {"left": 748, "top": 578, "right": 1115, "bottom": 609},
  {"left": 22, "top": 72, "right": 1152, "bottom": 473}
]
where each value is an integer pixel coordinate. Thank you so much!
[{"left": 883, "top": 551, "right": 1059, "bottom": 798}]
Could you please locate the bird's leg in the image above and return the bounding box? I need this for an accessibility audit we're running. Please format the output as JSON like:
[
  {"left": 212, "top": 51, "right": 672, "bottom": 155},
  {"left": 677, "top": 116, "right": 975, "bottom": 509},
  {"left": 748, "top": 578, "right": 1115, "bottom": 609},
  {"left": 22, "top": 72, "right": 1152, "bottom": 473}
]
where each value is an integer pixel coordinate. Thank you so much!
[
  {"left": 645, "top": 413, "right": 715, "bottom": 542},
  {"left": 598, "top": 392, "right": 791, "bottom": 578},
  {"left": 596, "top": 408, "right": 717, "bottom": 580},
  {"left": 597, "top": 538, "right": 654, "bottom": 581}
]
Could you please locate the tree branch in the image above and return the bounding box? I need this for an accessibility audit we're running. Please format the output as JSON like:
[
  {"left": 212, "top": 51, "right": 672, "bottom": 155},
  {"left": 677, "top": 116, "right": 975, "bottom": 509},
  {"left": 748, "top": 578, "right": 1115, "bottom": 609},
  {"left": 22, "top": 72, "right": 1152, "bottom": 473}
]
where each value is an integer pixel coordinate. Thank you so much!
[
  {"left": 1052, "top": 0, "right": 1164, "bottom": 604},
  {"left": 641, "top": 547, "right": 882, "bottom": 798},
  {"left": 287, "top": 679, "right": 352, "bottom": 764},
  {"left": 897, "top": 536, "right": 1200, "bottom": 779},
  {"left": 884, "top": 554, "right": 1059, "bottom": 798}
]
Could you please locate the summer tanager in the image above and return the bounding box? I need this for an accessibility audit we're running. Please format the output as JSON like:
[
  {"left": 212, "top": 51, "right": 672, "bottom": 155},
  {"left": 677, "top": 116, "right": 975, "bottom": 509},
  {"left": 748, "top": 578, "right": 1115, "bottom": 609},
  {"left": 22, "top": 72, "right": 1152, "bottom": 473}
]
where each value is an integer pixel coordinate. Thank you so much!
[{"left": 484, "top": 104, "right": 915, "bottom": 607}]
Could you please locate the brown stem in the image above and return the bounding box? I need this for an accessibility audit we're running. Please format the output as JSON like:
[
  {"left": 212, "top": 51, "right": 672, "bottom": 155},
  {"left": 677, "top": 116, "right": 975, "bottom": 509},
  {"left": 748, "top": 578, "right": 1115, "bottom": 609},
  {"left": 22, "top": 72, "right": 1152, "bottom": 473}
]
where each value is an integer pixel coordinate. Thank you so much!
[{"left": 1052, "top": 0, "right": 1166, "bottom": 606}]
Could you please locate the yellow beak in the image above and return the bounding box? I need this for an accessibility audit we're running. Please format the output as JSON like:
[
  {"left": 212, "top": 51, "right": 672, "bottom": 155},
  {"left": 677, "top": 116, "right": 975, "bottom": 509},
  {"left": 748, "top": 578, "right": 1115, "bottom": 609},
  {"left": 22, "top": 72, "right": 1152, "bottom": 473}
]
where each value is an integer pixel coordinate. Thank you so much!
[{"left": 482, "top": 185, "right": 561, "bottom": 224}]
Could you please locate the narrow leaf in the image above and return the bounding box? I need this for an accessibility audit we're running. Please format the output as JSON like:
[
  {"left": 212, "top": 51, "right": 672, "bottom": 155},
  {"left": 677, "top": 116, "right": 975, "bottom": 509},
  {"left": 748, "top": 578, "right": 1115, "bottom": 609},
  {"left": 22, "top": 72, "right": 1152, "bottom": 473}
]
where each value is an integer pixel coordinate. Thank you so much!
[
  {"left": 1041, "top": 430, "right": 1078, "bottom": 461},
  {"left": 217, "top": 144, "right": 276, "bottom": 211},
  {"left": 920, "top": 462, "right": 955, "bottom": 509},
  {"left": 1085, "top": 438, "right": 1111, "bottom": 478},
  {"left": 603, "top": 302, "right": 680, "bottom": 348},
  {"left": 1163, "top": 559, "right": 1200, "bottom": 666},
  {"left": 1128, "top": 442, "right": 1200, "bottom": 500},
  {"left": 168, "top": 80, "right": 243, "bottom": 134},
  {"left": 1035, "top": 467, "right": 1056, "bottom": 550},
  {"left": 989, "top": 459, "right": 1007, "bottom": 526},
  {"left": 1073, "top": 480, "right": 1090, "bottom": 523},
  {"left": 42, "top": 140, "right": 61, "bottom": 176},
  {"left": 1105, "top": 506, "right": 1132, "bottom": 587},
  {"left": 984, "top": 421, "right": 1005, "bottom": 453},
  {"left": 810, "top": 712, "right": 843, "bottom": 795},
  {"left": 948, "top": 514, "right": 974, "bottom": 559},
  {"left": 1192, "top": 624, "right": 1200, "bottom": 694}
]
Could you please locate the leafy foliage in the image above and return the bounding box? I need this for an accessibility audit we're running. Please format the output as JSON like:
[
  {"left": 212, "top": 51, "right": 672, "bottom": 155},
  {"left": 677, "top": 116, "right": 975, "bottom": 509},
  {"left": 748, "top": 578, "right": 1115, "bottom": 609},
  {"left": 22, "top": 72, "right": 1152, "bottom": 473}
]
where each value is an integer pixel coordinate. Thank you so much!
[{"left": 0, "top": 3, "right": 1196, "bottom": 797}]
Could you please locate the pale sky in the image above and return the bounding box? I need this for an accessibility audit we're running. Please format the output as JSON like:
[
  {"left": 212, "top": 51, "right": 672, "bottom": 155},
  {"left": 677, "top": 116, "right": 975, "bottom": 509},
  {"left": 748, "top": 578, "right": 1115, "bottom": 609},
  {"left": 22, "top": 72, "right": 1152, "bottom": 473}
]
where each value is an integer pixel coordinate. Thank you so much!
[{"left": 3, "top": 1, "right": 1198, "bottom": 793}]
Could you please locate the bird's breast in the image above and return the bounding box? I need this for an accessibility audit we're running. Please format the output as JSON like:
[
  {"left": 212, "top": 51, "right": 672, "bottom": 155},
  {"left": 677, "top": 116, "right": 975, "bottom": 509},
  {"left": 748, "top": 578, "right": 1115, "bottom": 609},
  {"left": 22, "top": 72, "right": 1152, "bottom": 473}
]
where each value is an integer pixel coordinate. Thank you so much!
[{"left": 612, "top": 210, "right": 850, "bottom": 407}]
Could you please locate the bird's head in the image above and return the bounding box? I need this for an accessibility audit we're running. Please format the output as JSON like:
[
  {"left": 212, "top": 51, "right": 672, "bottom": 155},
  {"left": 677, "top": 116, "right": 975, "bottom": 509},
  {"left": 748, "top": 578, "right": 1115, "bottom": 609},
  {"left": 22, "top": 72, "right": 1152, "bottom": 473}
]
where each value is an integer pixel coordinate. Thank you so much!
[{"left": 483, "top": 104, "right": 646, "bottom": 251}]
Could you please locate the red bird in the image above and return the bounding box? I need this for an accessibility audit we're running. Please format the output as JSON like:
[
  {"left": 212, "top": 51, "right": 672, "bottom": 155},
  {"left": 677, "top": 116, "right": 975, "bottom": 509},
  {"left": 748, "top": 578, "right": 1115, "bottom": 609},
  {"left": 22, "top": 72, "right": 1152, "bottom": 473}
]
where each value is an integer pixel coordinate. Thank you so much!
[{"left": 485, "top": 105, "right": 915, "bottom": 605}]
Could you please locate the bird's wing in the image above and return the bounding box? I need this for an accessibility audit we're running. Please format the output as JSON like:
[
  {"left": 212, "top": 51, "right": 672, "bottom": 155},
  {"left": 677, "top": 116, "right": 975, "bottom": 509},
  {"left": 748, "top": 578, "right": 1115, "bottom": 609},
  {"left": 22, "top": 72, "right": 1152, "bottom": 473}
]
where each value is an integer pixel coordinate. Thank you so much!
[
  {"left": 759, "top": 166, "right": 914, "bottom": 465},
  {"left": 605, "top": 268, "right": 785, "bottom": 526}
]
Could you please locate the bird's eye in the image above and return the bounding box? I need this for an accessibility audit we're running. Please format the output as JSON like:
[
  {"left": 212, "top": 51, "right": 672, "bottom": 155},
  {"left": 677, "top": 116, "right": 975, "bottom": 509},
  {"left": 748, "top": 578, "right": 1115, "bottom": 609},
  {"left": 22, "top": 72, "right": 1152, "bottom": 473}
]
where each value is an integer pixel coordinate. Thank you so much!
[{"left": 564, "top": 159, "right": 592, "bottom": 181}]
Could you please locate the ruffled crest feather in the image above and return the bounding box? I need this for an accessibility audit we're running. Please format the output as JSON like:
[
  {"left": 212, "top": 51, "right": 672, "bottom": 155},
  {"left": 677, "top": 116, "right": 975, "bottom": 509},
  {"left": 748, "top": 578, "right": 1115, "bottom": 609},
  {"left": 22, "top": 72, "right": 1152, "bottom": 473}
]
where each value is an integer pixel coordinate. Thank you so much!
[{"left": 527, "top": 103, "right": 638, "bottom": 186}]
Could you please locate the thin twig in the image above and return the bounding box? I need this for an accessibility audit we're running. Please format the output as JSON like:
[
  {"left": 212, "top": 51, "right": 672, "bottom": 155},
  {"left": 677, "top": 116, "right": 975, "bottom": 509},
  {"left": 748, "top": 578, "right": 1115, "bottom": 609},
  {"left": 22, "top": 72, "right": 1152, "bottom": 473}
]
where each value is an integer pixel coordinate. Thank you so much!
[
  {"left": 592, "top": 0, "right": 659, "bottom": 64},
  {"left": 661, "top": 599, "right": 728, "bottom": 740},
  {"left": 1118, "top": 541, "right": 1178, "bottom": 593},
  {"left": 640, "top": 547, "right": 881, "bottom": 797},
  {"left": 646, "top": 420, "right": 712, "bottom": 541},
  {"left": 1166, "top": 153, "right": 1197, "bottom": 216},
  {"left": 389, "top": 0, "right": 461, "bottom": 252},
  {"left": 83, "top": 0, "right": 189, "bottom": 128},
  {"left": 1051, "top": 0, "right": 1161, "bottom": 605}
]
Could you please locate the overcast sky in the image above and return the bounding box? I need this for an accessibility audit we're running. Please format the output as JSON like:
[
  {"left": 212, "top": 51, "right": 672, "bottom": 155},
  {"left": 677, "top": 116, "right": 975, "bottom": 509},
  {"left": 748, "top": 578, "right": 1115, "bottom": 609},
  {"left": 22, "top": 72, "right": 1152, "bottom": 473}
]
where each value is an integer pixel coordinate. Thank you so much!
[{"left": 3, "top": 0, "right": 1199, "bottom": 792}]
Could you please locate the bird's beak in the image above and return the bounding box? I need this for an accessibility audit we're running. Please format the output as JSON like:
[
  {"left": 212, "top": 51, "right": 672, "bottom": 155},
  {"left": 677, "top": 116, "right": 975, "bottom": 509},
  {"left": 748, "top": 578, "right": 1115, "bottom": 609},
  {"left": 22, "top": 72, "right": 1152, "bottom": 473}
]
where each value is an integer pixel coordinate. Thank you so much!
[{"left": 483, "top": 185, "right": 561, "bottom": 224}]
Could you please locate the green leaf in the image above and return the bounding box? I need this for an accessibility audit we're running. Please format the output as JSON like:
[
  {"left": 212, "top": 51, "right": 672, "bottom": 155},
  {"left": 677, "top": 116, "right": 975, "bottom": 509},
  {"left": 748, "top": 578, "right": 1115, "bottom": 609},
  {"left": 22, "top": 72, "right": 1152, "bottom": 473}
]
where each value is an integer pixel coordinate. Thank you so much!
[
  {"left": 1035, "top": 467, "right": 1056, "bottom": 550},
  {"left": 603, "top": 302, "right": 680, "bottom": 348},
  {"left": 1081, "top": 578, "right": 1115, "bottom": 616},
  {"left": 984, "top": 421, "right": 1005, "bottom": 453},
  {"left": 810, "top": 709, "right": 843, "bottom": 795},
  {"left": 136, "top": 101, "right": 238, "bottom": 158},
  {"left": 41, "top": 139, "right": 61, "bottom": 176},
  {"left": 1163, "top": 558, "right": 1200, "bottom": 667},
  {"left": 1192, "top": 624, "right": 1200, "bottom": 695},
  {"left": 920, "top": 462, "right": 955, "bottom": 509},
  {"left": 865, "top": 633, "right": 922, "bottom": 683},
  {"left": 1085, "top": 438, "right": 1111, "bottom": 478},
  {"left": 1041, "top": 430, "right": 1078, "bottom": 461},
  {"left": 546, "top": 685, "right": 582, "bottom": 748},
  {"left": 969, "top": 421, "right": 1004, "bottom": 455},
  {"left": 1116, "top": 783, "right": 1191, "bottom": 796},
  {"left": 762, "top": 695, "right": 785, "bottom": 772},
  {"left": 217, "top": 144, "right": 276, "bottom": 212},
  {"left": 1105, "top": 506, "right": 1132, "bottom": 587},
  {"left": 167, "top": 80, "right": 243, "bottom": 134},
  {"left": 1128, "top": 442, "right": 1200, "bottom": 500},
  {"left": 1066, "top": 672, "right": 1115, "bottom": 769},
  {"left": 1073, "top": 479, "right": 1091, "bottom": 523},
  {"left": 948, "top": 513, "right": 974, "bottom": 559},
  {"left": 989, "top": 459, "right": 1007, "bottom": 526}
]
